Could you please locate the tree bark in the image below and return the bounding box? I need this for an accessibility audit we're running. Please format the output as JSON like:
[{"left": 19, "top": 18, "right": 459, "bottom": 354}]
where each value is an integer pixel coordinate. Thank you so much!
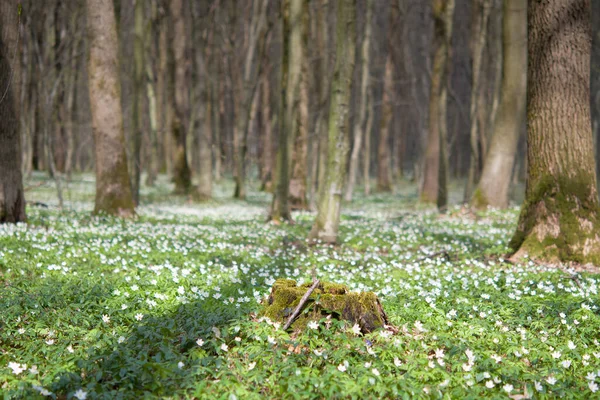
[
  {"left": 308, "top": 0, "right": 356, "bottom": 244},
  {"left": 471, "top": 0, "right": 526, "bottom": 210},
  {"left": 0, "top": 0, "right": 26, "bottom": 223},
  {"left": 345, "top": 0, "right": 373, "bottom": 202},
  {"left": 86, "top": 0, "right": 135, "bottom": 217},
  {"left": 510, "top": 0, "right": 600, "bottom": 264},
  {"left": 592, "top": 0, "right": 600, "bottom": 181},
  {"left": 420, "top": 0, "right": 454, "bottom": 208}
]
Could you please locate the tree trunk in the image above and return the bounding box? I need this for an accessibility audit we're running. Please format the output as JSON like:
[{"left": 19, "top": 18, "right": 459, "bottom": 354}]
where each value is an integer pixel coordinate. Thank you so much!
[
  {"left": 363, "top": 95, "right": 374, "bottom": 196},
  {"left": 377, "top": 55, "right": 394, "bottom": 192},
  {"left": 314, "top": 0, "right": 330, "bottom": 207},
  {"left": 345, "top": 0, "right": 373, "bottom": 202},
  {"left": 131, "top": 0, "right": 144, "bottom": 205},
  {"left": 592, "top": 0, "right": 600, "bottom": 182},
  {"left": 169, "top": 0, "right": 192, "bottom": 195},
  {"left": 509, "top": 0, "right": 600, "bottom": 264},
  {"left": 196, "top": 81, "right": 213, "bottom": 200},
  {"left": 308, "top": 0, "right": 356, "bottom": 244},
  {"left": 420, "top": 0, "right": 454, "bottom": 207},
  {"left": 0, "top": 0, "right": 26, "bottom": 223},
  {"left": 471, "top": 0, "right": 526, "bottom": 210},
  {"left": 86, "top": 0, "right": 135, "bottom": 217},
  {"left": 270, "top": 0, "right": 294, "bottom": 223},
  {"left": 464, "top": 0, "right": 492, "bottom": 202},
  {"left": 288, "top": 0, "right": 309, "bottom": 210},
  {"left": 259, "top": 74, "right": 274, "bottom": 191},
  {"left": 233, "top": 0, "right": 269, "bottom": 199},
  {"left": 145, "top": 2, "right": 160, "bottom": 187}
]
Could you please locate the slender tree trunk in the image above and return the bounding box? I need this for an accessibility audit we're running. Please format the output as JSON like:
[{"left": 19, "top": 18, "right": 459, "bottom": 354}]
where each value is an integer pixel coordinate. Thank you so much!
[
  {"left": 464, "top": 0, "right": 492, "bottom": 202},
  {"left": 270, "top": 0, "right": 294, "bottom": 223},
  {"left": 288, "top": 0, "right": 309, "bottom": 210},
  {"left": 145, "top": 62, "right": 159, "bottom": 186},
  {"left": 0, "top": 0, "right": 26, "bottom": 223},
  {"left": 214, "top": 66, "right": 223, "bottom": 182},
  {"left": 315, "top": 0, "right": 330, "bottom": 206},
  {"left": 197, "top": 79, "right": 214, "bottom": 200},
  {"left": 158, "top": 17, "right": 169, "bottom": 175},
  {"left": 345, "top": 0, "right": 373, "bottom": 202},
  {"left": 145, "top": 3, "right": 160, "bottom": 186},
  {"left": 471, "top": 0, "right": 526, "bottom": 209},
  {"left": 309, "top": 0, "right": 356, "bottom": 244},
  {"left": 64, "top": 10, "right": 80, "bottom": 180},
  {"left": 377, "top": 55, "right": 394, "bottom": 192},
  {"left": 86, "top": 0, "right": 135, "bottom": 216},
  {"left": 420, "top": 0, "right": 454, "bottom": 207},
  {"left": 510, "top": 0, "right": 600, "bottom": 264},
  {"left": 363, "top": 96, "right": 374, "bottom": 196},
  {"left": 260, "top": 74, "right": 274, "bottom": 191},
  {"left": 233, "top": 0, "right": 269, "bottom": 199},
  {"left": 169, "top": 0, "right": 192, "bottom": 194},
  {"left": 144, "top": 1, "right": 159, "bottom": 186},
  {"left": 131, "top": 0, "right": 144, "bottom": 204}
]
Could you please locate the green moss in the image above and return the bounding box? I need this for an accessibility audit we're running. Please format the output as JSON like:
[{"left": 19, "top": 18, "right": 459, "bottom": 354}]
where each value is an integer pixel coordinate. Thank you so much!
[
  {"left": 470, "top": 187, "right": 489, "bottom": 210},
  {"left": 510, "top": 173, "right": 600, "bottom": 264},
  {"left": 260, "top": 279, "right": 388, "bottom": 333}
]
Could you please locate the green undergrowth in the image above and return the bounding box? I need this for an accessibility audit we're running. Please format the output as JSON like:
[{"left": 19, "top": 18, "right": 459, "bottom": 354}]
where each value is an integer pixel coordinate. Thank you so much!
[{"left": 1, "top": 175, "right": 599, "bottom": 399}]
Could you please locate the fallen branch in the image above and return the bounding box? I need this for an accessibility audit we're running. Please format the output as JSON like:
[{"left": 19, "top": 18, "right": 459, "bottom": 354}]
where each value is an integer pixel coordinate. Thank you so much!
[{"left": 283, "top": 279, "right": 320, "bottom": 331}]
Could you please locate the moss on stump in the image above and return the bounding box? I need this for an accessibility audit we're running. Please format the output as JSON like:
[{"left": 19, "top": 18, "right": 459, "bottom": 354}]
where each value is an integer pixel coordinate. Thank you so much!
[{"left": 260, "top": 279, "right": 388, "bottom": 333}]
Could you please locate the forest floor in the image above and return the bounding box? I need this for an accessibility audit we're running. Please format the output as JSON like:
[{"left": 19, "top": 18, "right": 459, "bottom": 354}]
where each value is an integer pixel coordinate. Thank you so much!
[{"left": 1, "top": 174, "right": 600, "bottom": 399}]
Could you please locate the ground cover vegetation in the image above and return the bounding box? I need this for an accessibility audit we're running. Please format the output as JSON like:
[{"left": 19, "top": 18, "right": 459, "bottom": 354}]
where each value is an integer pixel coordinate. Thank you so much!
[{"left": 2, "top": 177, "right": 600, "bottom": 399}]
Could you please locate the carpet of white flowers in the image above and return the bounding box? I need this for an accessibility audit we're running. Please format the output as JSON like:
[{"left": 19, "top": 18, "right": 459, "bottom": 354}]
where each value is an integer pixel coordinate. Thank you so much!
[{"left": 1, "top": 175, "right": 600, "bottom": 399}]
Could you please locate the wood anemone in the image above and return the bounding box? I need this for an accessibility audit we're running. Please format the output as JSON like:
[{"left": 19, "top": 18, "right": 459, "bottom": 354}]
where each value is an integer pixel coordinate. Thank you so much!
[{"left": 260, "top": 279, "right": 389, "bottom": 333}]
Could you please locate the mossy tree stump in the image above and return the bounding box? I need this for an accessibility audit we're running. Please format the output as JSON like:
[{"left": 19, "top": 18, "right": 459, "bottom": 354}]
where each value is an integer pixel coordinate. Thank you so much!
[{"left": 261, "top": 279, "right": 388, "bottom": 333}]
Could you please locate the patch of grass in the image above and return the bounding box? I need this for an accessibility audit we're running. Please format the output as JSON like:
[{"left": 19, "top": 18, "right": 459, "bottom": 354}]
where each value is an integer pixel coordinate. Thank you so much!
[{"left": 1, "top": 175, "right": 598, "bottom": 399}]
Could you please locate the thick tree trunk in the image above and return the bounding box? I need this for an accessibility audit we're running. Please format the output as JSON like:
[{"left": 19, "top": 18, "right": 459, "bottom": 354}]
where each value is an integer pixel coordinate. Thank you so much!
[
  {"left": 510, "top": 0, "right": 600, "bottom": 264},
  {"left": 308, "top": 0, "right": 356, "bottom": 244},
  {"left": 377, "top": 56, "right": 394, "bottom": 193},
  {"left": 420, "top": 0, "right": 454, "bottom": 207},
  {"left": 288, "top": 0, "right": 309, "bottom": 210},
  {"left": 345, "top": 0, "right": 373, "bottom": 202},
  {"left": 464, "top": 0, "right": 492, "bottom": 202},
  {"left": 0, "top": 0, "right": 26, "bottom": 223},
  {"left": 169, "top": 0, "right": 192, "bottom": 194},
  {"left": 86, "top": 0, "right": 135, "bottom": 217},
  {"left": 592, "top": 0, "right": 600, "bottom": 181},
  {"left": 471, "top": 0, "right": 526, "bottom": 210}
]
